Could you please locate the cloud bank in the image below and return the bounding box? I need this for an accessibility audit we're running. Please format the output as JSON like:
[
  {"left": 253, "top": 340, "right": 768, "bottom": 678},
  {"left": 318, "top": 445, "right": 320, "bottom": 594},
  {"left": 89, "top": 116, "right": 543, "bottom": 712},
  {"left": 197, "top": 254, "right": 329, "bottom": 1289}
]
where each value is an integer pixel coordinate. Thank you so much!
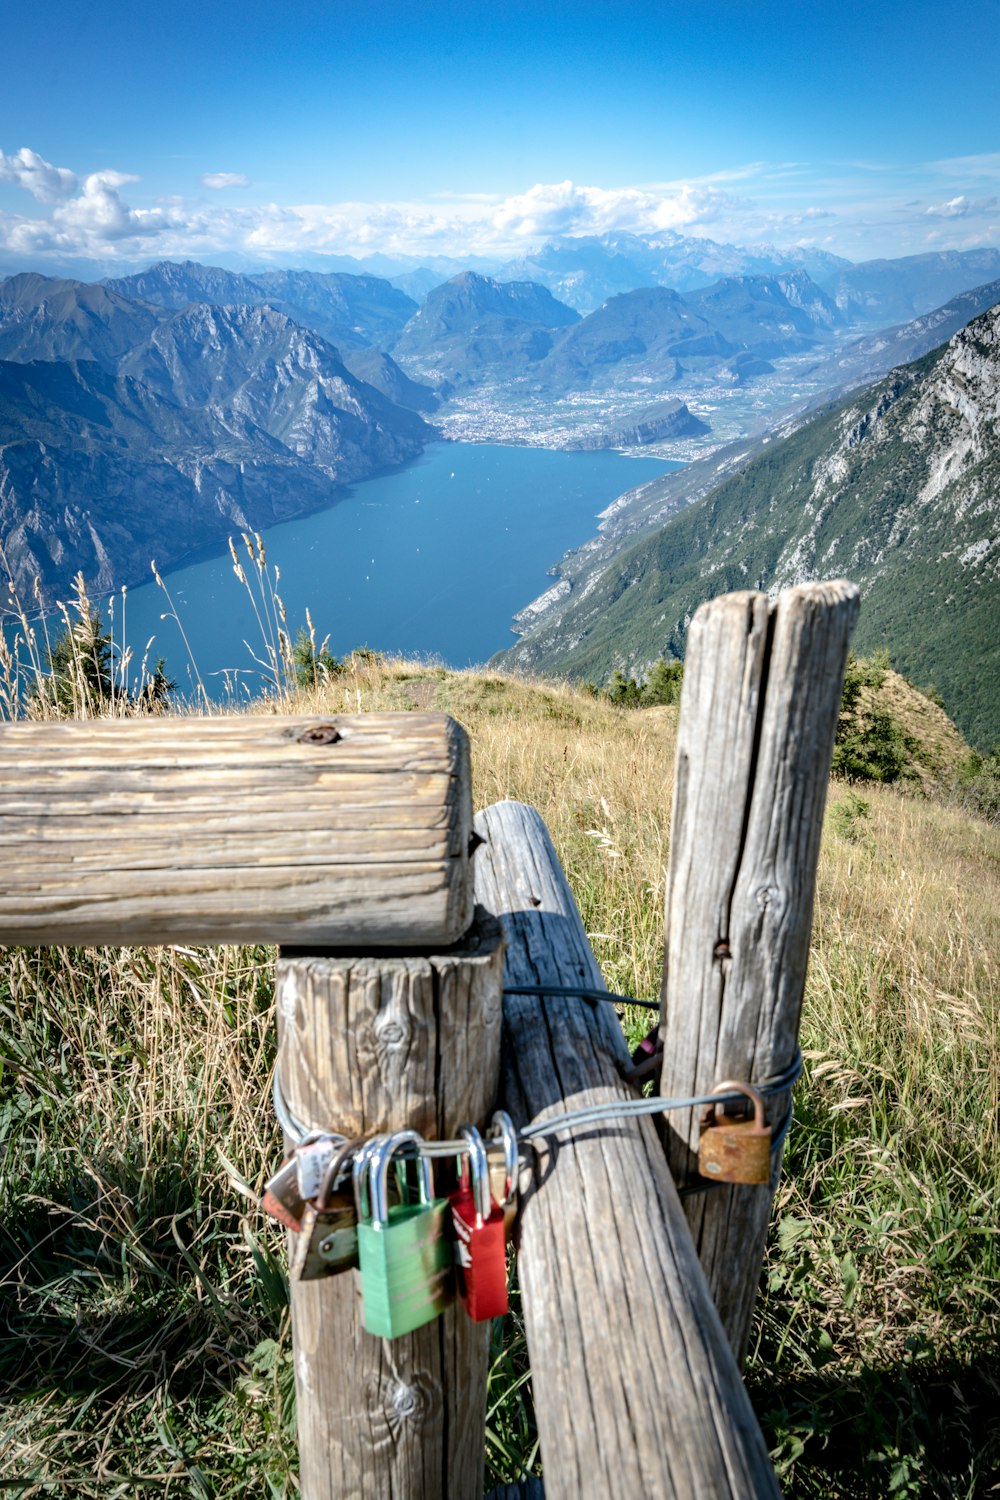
[{"left": 1, "top": 146, "right": 998, "bottom": 271}]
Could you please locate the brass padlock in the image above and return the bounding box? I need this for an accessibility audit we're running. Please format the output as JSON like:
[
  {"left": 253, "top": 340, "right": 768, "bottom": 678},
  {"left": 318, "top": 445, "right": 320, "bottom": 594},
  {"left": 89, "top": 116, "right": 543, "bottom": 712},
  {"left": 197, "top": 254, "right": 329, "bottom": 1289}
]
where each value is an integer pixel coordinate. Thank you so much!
[{"left": 697, "top": 1081, "right": 772, "bottom": 1185}]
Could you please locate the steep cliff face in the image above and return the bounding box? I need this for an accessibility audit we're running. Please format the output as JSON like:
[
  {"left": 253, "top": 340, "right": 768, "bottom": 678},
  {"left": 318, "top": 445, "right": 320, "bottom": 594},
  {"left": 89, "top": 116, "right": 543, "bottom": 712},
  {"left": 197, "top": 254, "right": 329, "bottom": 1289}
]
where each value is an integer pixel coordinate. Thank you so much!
[
  {"left": 496, "top": 302, "right": 1000, "bottom": 748},
  {"left": 0, "top": 286, "right": 436, "bottom": 605}
]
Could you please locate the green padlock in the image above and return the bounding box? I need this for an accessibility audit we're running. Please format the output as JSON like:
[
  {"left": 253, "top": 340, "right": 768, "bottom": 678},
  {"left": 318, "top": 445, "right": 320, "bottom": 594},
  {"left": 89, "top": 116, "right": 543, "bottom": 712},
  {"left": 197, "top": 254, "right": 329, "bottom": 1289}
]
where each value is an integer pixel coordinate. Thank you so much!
[{"left": 356, "top": 1128, "right": 452, "bottom": 1339}]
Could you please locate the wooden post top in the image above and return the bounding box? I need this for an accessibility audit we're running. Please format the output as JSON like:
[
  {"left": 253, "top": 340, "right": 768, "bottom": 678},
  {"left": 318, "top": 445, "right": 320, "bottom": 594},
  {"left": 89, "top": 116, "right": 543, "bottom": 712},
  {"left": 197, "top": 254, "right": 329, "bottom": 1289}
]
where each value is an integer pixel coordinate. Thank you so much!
[{"left": 0, "top": 712, "right": 473, "bottom": 949}]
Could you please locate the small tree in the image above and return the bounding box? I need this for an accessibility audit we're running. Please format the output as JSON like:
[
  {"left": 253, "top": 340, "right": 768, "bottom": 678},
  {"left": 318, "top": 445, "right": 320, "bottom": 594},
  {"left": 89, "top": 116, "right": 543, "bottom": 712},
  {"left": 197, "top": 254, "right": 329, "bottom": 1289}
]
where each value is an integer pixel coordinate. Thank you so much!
[
  {"left": 32, "top": 602, "right": 175, "bottom": 719},
  {"left": 832, "top": 652, "right": 915, "bottom": 784},
  {"left": 291, "top": 626, "right": 342, "bottom": 689}
]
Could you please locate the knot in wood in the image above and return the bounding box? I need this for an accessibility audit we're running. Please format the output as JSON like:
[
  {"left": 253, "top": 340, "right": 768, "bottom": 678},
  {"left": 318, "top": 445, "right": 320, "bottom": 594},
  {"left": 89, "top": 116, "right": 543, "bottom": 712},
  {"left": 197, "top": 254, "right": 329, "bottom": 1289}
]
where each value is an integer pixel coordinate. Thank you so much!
[
  {"left": 297, "top": 723, "right": 341, "bottom": 745},
  {"left": 368, "top": 1371, "right": 441, "bottom": 1435},
  {"left": 375, "top": 1017, "right": 408, "bottom": 1048}
]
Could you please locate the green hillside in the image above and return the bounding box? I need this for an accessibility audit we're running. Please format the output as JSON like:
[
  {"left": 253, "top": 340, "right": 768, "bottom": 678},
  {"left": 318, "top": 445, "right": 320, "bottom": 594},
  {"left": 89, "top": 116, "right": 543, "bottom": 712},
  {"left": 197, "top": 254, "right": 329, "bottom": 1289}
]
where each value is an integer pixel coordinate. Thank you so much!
[{"left": 496, "top": 307, "right": 1000, "bottom": 749}]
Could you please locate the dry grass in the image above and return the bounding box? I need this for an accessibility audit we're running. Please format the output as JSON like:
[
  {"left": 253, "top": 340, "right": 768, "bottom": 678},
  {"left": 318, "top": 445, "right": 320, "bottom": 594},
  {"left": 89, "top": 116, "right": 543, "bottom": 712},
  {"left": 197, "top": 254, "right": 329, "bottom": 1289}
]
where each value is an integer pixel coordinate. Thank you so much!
[{"left": 1, "top": 654, "right": 998, "bottom": 1495}]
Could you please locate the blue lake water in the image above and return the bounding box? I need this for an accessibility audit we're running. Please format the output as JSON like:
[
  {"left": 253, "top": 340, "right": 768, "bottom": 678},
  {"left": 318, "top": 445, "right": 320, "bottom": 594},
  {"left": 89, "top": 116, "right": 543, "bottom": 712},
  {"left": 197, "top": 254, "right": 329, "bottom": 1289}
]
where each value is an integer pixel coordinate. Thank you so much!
[{"left": 112, "top": 441, "right": 678, "bottom": 696}]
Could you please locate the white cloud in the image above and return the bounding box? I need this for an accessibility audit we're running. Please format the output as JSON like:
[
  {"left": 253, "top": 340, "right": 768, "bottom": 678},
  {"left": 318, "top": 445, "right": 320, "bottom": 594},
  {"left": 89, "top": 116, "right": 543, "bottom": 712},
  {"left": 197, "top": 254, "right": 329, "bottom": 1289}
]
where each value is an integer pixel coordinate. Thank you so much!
[
  {"left": 51, "top": 170, "right": 177, "bottom": 242},
  {"left": 201, "top": 172, "right": 250, "bottom": 189},
  {"left": 925, "top": 194, "right": 998, "bottom": 219},
  {"left": 489, "top": 179, "right": 742, "bottom": 240},
  {"left": 0, "top": 146, "right": 77, "bottom": 203},
  {"left": 1, "top": 148, "right": 999, "bottom": 269}
]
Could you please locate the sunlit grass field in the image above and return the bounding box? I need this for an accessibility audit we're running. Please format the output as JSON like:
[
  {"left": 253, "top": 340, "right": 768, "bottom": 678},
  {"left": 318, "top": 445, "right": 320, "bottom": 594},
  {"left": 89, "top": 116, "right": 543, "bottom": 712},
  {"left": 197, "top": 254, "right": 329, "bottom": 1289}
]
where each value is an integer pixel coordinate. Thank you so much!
[{"left": 1, "top": 652, "right": 997, "bottom": 1496}]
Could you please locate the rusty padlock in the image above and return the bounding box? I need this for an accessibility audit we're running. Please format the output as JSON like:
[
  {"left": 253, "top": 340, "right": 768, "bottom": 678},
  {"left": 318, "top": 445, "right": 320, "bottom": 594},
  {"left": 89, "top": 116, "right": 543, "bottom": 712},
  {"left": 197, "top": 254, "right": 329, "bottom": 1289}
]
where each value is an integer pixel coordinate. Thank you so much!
[
  {"left": 290, "top": 1138, "right": 365, "bottom": 1281},
  {"left": 697, "top": 1080, "right": 772, "bottom": 1185}
]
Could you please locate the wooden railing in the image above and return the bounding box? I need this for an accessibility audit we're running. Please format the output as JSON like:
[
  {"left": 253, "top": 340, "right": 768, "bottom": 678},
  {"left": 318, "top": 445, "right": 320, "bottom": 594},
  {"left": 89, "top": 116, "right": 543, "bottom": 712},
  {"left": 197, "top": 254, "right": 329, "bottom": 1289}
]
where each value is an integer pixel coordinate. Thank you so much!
[{"left": 0, "top": 579, "right": 859, "bottom": 1499}]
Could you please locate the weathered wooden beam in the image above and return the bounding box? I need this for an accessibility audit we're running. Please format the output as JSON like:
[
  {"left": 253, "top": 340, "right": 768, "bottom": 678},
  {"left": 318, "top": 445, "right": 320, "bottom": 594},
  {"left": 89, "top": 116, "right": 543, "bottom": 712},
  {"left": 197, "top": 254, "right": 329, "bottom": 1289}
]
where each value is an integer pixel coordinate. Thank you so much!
[
  {"left": 659, "top": 580, "right": 859, "bottom": 1361},
  {"left": 276, "top": 911, "right": 504, "bottom": 1500},
  {"left": 0, "top": 713, "right": 472, "bottom": 947},
  {"left": 474, "top": 800, "right": 780, "bottom": 1500}
]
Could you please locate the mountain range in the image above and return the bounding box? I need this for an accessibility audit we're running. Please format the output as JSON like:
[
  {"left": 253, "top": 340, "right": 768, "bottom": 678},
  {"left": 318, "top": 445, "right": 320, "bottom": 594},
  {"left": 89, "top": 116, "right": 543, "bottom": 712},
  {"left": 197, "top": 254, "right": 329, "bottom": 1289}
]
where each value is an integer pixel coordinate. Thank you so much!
[
  {"left": 2, "top": 238, "right": 1000, "bottom": 686},
  {"left": 494, "top": 301, "right": 1000, "bottom": 750},
  {"left": 386, "top": 269, "right": 842, "bottom": 394},
  {"left": 0, "top": 277, "right": 435, "bottom": 603}
]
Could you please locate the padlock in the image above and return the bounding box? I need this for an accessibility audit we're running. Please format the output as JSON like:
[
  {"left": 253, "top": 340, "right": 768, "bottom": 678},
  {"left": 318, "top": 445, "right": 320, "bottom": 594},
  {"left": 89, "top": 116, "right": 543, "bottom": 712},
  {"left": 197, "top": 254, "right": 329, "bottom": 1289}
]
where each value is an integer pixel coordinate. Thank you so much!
[
  {"left": 261, "top": 1153, "right": 307, "bottom": 1234},
  {"left": 290, "top": 1138, "right": 363, "bottom": 1281},
  {"left": 261, "top": 1131, "right": 346, "bottom": 1233},
  {"left": 356, "top": 1129, "right": 452, "bottom": 1338},
  {"left": 697, "top": 1080, "right": 772, "bottom": 1185},
  {"left": 450, "top": 1125, "right": 509, "bottom": 1321},
  {"left": 294, "top": 1134, "right": 346, "bottom": 1203},
  {"left": 485, "top": 1109, "right": 519, "bottom": 1243}
]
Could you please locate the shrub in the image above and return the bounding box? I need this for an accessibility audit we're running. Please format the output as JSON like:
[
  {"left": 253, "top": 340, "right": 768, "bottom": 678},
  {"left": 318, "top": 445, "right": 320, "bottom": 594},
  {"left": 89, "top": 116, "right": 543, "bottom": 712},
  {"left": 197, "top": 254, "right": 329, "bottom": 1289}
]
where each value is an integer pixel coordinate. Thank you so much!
[
  {"left": 605, "top": 658, "right": 684, "bottom": 708},
  {"left": 949, "top": 749, "right": 1000, "bottom": 825},
  {"left": 832, "top": 654, "right": 917, "bottom": 784}
]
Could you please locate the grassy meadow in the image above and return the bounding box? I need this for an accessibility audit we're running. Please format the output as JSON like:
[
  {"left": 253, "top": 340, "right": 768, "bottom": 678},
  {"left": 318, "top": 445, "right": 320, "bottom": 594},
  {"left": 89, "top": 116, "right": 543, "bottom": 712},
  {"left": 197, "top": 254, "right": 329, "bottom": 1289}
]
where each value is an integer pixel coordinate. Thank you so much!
[{"left": 0, "top": 647, "right": 998, "bottom": 1496}]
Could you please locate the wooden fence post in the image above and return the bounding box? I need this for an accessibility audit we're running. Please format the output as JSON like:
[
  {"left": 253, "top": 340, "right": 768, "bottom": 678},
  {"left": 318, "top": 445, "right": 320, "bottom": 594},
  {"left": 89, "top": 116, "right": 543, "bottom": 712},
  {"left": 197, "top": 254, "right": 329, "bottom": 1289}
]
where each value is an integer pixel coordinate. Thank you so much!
[
  {"left": 276, "top": 911, "right": 505, "bottom": 1500},
  {"left": 475, "top": 800, "right": 780, "bottom": 1500},
  {"left": 658, "top": 580, "right": 859, "bottom": 1361}
]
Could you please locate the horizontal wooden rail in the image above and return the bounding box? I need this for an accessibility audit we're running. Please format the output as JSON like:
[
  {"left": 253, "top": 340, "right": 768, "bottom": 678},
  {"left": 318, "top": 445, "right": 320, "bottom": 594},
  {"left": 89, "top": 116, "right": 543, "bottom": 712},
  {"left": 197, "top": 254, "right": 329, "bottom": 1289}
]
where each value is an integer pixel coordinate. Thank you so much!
[
  {"left": 474, "top": 800, "right": 779, "bottom": 1500},
  {"left": 0, "top": 713, "right": 472, "bottom": 948}
]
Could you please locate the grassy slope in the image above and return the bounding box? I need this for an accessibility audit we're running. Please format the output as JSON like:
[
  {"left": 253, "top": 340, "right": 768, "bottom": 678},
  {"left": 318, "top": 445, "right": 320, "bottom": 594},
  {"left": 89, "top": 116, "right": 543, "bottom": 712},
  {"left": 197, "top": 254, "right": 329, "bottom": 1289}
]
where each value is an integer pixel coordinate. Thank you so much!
[{"left": 1, "top": 661, "right": 998, "bottom": 1497}]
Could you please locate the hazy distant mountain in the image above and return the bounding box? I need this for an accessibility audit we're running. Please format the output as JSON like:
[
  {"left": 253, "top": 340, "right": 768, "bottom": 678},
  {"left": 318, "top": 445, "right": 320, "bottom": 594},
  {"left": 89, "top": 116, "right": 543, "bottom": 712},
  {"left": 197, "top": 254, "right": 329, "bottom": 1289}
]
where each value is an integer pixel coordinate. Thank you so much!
[
  {"left": 820, "top": 250, "right": 1000, "bottom": 327},
  {"left": 387, "top": 267, "right": 451, "bottom": 303},
  {"left": 249, "top": 268, "right": 417, "bottom": 349},
  {"left": 534, "top": 286, "right": 734, "bottom": 392},
  {"left": 496, "top": 231, "right": 850, "bottom": 312},
  {"left": 684, "top": 273, "right": 838, "bottom": 358},
  {"left": 104, "top": 260, "right": 264, "bottom": 310},
  {"left": 497, "top": 300, "right": 1000, "bottom": 749},
  {"left": 391, "top": 271, "right": 580, "bottom": 387},
  {"left": 104, "top": 259, "right": 418, "bottom": 350},
  {"left": 0, "top": 273, "right": 164, "bottom": 366},
  {"left": 806, "top": 278, "right": 1000, "bottom": 392}
]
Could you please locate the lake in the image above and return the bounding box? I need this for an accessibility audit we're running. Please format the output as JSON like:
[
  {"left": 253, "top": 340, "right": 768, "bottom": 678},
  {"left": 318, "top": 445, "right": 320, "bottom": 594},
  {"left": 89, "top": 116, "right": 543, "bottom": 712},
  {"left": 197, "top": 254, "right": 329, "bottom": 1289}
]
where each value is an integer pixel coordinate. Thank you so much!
[{"left": 114, "top": 441, "right": 678, "bottom": 696}]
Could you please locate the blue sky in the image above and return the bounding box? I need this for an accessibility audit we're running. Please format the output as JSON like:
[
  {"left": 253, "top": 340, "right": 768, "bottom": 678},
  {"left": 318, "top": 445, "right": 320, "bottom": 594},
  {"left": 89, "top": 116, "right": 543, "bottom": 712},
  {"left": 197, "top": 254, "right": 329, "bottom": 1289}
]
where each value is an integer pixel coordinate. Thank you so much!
[{"left": 1, "top": 0, "right": 997, "bottom": 272}]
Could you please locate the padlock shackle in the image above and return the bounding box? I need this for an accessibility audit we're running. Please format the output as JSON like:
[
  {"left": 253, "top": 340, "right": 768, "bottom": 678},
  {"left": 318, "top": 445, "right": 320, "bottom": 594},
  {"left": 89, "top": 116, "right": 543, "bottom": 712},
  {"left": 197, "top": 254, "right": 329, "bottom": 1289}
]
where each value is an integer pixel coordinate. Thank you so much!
[
  {"left": 706, "top": 1079, "right": 768, "bottom": 1127},
  {"left": 368, "top": 1130, "right": 434, "bottom": 1226},
  {"left": 353, "top": 1134, "right": 387, "bottom": 1222},
  {"left": 458, "top": 1124, "right": 492, "bottom": 1224},
  {"left": 488, "top": 1109, "right": 518, "bottom": 1207},
  {"left": 316, "top": 1138, "right": 362, "bottom": 1212}
]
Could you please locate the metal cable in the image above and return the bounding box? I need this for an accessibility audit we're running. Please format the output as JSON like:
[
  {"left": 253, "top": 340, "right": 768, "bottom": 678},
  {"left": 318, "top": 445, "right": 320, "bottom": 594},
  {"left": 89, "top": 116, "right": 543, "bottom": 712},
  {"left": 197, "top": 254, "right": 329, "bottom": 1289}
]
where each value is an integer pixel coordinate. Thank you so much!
[
  {"left": 504, "top": 984, "right": 661, "bottom": 1011},
  {"left": 273, "top": 1032, "right": 803, "bottom": 1160}
]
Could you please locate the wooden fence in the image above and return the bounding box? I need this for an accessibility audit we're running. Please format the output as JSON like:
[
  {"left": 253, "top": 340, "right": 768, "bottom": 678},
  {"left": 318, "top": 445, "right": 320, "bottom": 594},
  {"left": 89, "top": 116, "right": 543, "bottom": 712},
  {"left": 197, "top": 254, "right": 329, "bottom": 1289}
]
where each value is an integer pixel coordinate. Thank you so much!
[{"left": 0, "top": 579, "right": 859, "bottom": 1498}]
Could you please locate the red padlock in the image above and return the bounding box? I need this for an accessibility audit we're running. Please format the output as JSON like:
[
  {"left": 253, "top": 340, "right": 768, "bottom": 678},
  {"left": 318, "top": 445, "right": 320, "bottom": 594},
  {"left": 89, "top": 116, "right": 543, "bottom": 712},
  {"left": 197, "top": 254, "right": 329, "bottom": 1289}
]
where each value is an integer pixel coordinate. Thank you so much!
[{"left": 449, "top": 1125, "right": 509, "bottom": 1322}]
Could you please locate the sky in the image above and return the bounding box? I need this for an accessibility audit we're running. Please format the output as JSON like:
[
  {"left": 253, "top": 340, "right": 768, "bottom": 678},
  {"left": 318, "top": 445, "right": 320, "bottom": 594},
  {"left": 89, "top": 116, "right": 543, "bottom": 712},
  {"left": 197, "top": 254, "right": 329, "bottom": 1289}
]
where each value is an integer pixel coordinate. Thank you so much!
[{"left": 1, "top": 0, "right": 998, "bottom": 274}]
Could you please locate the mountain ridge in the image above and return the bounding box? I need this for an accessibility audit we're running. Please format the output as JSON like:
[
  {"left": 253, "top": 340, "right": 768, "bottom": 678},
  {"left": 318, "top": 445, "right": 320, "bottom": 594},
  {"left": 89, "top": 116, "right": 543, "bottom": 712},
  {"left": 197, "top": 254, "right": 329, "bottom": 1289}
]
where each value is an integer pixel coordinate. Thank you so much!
[{"left": 494, "top": 301, "right": 1000, "bottom": 749}]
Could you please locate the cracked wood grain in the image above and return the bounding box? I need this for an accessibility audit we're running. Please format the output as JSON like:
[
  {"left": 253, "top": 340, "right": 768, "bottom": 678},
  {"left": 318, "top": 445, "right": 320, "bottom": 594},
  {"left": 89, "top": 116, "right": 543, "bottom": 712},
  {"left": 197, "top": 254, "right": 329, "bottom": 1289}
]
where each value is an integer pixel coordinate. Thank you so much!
[
  {"left": 659, "top": 580, "right": 859, "bottom": 1361},
  {"left": 0, "top": 712, "right": 472, "bottom": 947},
  {"left": 277, "top": 910, "right": 504, "bottom": 1500}
]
